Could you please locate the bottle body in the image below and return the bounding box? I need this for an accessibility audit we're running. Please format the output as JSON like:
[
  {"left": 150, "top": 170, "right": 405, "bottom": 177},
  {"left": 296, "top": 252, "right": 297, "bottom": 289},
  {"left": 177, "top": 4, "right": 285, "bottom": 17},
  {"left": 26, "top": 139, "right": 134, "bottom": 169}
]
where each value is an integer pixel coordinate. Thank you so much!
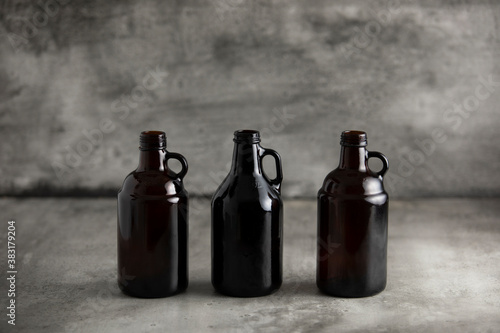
[
  {"left": 212, "top": 130, "right": 283, "bottom": 297},
  {"left": 317, "top": 130, "right": 389, "bottom": 297},
  {"left": 317, "top": 177, "right": 388, "bottom": 297},
  {"left": 117, "top": 131, "right": 189, "bottom": 298}
]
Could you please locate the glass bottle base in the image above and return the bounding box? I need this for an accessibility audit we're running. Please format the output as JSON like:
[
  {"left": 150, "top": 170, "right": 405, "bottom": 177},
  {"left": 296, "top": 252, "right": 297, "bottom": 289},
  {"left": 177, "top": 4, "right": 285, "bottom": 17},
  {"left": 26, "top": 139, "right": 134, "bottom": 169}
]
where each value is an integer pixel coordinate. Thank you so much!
[
  {"left": 213, "top": 283, "right": 281, "bottom": 298},
  {"left": 118, "top": 279, "right": 188, "bottom": 298},
  {"left": 316, "top": 280, "right": 386, "bottom": 298}
]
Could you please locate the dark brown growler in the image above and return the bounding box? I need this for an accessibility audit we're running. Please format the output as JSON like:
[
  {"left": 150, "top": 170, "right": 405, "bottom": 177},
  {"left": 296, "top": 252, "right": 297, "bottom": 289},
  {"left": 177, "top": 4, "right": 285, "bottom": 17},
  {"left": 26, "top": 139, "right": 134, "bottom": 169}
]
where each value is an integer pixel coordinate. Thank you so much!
[
  {"left": 212, "top": 130, "right": 283, "bottom": 297},
  {"left": 117, "top": 131, "right": 189, "bottom": 298},
  {"left": 317, "top": 130, "right": 389, "bottom": 297}
]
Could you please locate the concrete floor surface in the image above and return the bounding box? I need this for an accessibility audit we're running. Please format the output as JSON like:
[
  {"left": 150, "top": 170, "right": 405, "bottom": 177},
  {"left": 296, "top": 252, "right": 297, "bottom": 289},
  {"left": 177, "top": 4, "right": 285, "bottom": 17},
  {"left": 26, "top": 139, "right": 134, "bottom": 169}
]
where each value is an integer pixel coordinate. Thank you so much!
[{"left": 0, "top": 198, "right": 499, "bottom": 332}]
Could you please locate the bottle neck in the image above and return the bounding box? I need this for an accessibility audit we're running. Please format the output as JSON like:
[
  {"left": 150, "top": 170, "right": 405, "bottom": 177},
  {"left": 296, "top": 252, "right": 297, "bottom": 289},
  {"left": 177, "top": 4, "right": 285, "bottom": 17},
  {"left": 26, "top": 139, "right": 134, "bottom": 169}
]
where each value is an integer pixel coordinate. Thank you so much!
[
  {"left": 338, "top": 146, "right": 367, "bottom": 171},
  {"left": 137, "top": 131, "right": 167, "bottom": 171},
  {"left": 137, "top": 149, "right": 167, "bottom": 171},
  {"left": 230, "top": 142, "right": 261, "bottom": 175}
]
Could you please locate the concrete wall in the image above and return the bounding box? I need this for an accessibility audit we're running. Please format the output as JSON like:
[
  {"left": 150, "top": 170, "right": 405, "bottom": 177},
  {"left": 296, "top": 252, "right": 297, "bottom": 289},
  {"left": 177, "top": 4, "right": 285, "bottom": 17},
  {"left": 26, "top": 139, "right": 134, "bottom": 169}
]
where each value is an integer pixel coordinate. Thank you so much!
[{"left": 0, "top": 0, "right": 499, "bottom": 198}]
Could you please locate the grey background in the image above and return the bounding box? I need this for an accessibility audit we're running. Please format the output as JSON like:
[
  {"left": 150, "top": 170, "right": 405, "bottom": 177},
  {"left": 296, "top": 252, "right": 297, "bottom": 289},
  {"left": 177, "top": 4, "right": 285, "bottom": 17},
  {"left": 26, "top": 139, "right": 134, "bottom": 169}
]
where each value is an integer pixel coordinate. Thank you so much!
[
  {"left": 1, "top": 2, "right": 500, "bottom": 332},
  {"left": 1, "top": 0, "right": 499, "bottom": 198}
]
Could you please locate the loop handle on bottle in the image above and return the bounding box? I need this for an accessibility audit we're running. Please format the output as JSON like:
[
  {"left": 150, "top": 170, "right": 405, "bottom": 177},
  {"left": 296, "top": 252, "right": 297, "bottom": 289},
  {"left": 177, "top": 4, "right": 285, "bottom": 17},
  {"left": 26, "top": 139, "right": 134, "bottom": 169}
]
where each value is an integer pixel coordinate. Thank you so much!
[
  {"left": 367, "top": 151, "right": 389, "bottom": 178},
  {"left": 260, "top": 148, "right": 283, "bottom": 192},
  {"left": 165, "top": 152, "right": 188, "bottom": 180}
]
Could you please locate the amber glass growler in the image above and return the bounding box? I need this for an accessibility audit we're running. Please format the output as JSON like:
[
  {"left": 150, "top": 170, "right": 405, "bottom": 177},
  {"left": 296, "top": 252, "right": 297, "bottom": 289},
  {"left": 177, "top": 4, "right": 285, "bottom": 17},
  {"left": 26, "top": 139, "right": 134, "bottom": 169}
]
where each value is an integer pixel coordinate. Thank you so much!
[
  {"left": 117, "top": 131, "right": 189, "bottom": 298},
  {"left": 317, "top": 130, "right": 389, "bottom": 297},
  {"left": 212, "top": 130, "right": 283, "bottom": 297}
]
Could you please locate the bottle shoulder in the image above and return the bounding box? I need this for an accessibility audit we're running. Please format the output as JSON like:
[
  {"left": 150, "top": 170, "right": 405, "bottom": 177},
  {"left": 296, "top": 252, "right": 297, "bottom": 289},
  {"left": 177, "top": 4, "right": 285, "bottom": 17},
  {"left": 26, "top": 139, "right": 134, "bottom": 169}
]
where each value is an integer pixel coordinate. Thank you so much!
[
  {"left": 119, "top": 170, "right": 187, "bottom": 198},
  {"left": 212, "top": 173, "right": 281, "bottom": 204},
  {"left": 319, "top": 168, "right": 387, "bottom": 198}
]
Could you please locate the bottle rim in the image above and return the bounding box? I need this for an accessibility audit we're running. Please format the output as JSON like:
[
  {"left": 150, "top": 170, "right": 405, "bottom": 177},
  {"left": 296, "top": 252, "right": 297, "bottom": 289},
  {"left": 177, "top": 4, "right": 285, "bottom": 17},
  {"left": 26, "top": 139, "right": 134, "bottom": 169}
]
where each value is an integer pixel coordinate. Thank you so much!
[
  {"left": 233, "top": 129, "right": 261, "bottom": 143},
  {"left": 140, "top": 130, "right": 167, "bottom": 150},
  {"left": 340, "top": 130, "right": 367, "bottom": 147}
]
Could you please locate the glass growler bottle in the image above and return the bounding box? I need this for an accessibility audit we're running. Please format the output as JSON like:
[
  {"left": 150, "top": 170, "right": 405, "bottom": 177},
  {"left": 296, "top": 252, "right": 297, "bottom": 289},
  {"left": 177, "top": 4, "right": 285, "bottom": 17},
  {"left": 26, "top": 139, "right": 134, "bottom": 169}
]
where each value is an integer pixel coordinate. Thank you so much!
[
  {"left": 212, "top": 130, "right": 283, "bottom": 297},
  {"left": 117, "top": 131, "right": 189, "bottom": 298},
  {"left": 317, "top": 130, "right": 389, "bottom": 297}
]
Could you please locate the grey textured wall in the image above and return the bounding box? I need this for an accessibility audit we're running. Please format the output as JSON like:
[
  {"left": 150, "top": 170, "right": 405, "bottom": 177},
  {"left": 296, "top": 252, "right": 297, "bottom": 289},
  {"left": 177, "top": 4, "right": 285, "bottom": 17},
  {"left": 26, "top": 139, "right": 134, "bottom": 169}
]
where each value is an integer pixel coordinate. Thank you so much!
[{"left": 0, "top": 0, "right": 499, "bottom": 198}]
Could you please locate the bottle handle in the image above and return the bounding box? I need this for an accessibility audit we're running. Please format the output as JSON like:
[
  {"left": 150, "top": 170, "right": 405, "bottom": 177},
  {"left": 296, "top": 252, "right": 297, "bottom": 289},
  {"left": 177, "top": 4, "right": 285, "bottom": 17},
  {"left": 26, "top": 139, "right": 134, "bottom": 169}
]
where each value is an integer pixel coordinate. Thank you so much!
[
  {"left": 165, "top": 152, "right": 188, "bottom": 180},
  {"left": 367, "top": 151, "right": 389, "bottom": 178},
  {"left": 260, "top": 148, "right": 283, "bottom": 192}
]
